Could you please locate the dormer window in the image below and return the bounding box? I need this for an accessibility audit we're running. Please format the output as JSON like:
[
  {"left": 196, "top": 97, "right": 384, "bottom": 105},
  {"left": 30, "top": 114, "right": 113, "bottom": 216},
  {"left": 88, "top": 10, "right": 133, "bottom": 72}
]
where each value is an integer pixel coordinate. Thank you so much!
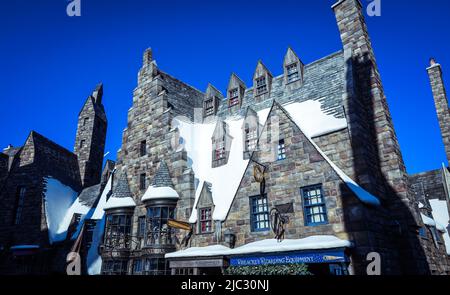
[
  {"left": 255, "top": 77, "right": 267, "bottom": 95},
  {"left": 229, "top": 88, "right": 239, "bottom": 107},
  {"left": 286, "top": 63, "right": 299, "bottom": 82}
]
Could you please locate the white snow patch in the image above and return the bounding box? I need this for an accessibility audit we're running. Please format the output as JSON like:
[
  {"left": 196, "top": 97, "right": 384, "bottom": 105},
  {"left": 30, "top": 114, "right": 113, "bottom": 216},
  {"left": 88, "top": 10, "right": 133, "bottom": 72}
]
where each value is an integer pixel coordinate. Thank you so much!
[
  {"left": 165, "top": 245, "right": 231, "bottom": 258},
  {"left": 429, "top": 199, "right": 450, "bottom": 255},
  {"left": 286, "top": 104, "right": 380, "bottom": 206},
  {"left": 283, "top": 100, "right": 348, "bottom": 138},
  {"left": 165, "top": 235, "right": 351, "bottom": 258},
  {"left": 43, "top": 177, "right": 79, "bottom": 244},
  {"left": 175, "top": 109, "right": 269, "bottom": 223},
  {"left": 142, "top": 186, "right": 179, "bottom": 201}
]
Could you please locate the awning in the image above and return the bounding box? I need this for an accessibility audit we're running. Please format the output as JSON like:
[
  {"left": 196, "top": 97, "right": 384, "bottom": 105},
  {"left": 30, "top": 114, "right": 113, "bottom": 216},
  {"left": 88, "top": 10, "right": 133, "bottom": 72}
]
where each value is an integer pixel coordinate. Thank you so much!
[{"left": 166, "top": 235, "right": 352, "bottom": 261}]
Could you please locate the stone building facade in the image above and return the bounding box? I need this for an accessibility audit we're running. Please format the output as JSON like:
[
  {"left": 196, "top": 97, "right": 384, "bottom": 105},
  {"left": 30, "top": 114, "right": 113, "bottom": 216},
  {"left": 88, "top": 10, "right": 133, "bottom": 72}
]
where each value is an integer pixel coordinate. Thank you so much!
[
  {"left": 97, "top": 0, "right": 450, "bottom": 276},
  {"left": 0, "top": 85, "right": 108, "bottom": 274},
  {"left": 1, "top": 0, "right": 449, "bottom": 276}
]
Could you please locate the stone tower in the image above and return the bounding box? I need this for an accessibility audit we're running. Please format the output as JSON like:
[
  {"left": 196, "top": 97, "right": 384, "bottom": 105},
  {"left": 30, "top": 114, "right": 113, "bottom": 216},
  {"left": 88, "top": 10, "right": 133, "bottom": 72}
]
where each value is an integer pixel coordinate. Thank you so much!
[
  {"left": 74, "top": 83, "right": 107, "bottom": 188},
  {"left": 427, "top": 59, "right": 450, "bottom": 163},
  {"left": 332, "top": 0, "right": 425, "bottom": 274}
]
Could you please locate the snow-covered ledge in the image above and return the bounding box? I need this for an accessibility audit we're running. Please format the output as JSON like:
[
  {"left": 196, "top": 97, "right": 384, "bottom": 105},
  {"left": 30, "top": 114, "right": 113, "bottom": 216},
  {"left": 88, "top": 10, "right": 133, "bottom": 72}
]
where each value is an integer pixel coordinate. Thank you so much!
[
  {"left": 165, "top": 235, "right": 352, "bottom": 259},
  {"left": 142, "top": 186, "right": 179, "bottom": 201}
]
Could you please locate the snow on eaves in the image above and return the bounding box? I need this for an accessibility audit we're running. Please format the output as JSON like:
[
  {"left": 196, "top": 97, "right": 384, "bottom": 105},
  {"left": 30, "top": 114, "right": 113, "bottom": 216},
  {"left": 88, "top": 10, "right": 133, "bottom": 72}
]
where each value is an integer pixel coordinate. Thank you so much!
[
  {"left": 103, "top": 196, "right": 136, "bottom": 210},
  {"left": 166, "top": 235, "right": 352, "bottom": 258},
  {"left": 142, "top": 186, "right": 179, "bottom": 201}
]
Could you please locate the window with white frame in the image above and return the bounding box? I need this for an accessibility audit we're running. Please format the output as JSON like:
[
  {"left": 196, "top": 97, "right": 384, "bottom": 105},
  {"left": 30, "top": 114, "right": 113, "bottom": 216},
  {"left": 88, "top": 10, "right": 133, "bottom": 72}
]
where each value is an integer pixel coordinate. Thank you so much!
[
  {"left": 301, "top": 185, "right": 328, "bottom": 226},
  {"left": 277, "top": 139, "right": 286, "bottom": 160}
]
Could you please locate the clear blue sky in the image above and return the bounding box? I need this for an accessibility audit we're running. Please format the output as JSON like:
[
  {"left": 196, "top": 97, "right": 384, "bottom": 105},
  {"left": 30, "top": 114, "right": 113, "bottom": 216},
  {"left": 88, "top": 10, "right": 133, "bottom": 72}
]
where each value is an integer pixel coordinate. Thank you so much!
[{"left": 1, "top": 0, "right": 449, "bottom": 174}]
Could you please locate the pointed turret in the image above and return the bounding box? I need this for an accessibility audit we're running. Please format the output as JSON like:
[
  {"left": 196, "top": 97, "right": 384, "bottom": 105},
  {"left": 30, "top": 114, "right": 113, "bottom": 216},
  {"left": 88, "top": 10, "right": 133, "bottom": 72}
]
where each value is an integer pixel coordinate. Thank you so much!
[
  {"left": 142, "top": 160, "right": 179, "bottom": 201},
  {"left": 104, "top": 170, "right": 136, "bottom": 210}
]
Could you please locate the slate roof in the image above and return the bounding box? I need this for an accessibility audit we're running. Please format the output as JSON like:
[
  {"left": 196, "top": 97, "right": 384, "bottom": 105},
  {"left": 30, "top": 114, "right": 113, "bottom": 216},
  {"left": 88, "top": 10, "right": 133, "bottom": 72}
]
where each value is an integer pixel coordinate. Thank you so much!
[
  {"left": 216, "top": 50, "right": 346, "bottom": 119},
  {"left": 111, "top": 171, "right": 133, "bottom": 199},
  {"left": 152, "top": 160, "right": 174, "bottom": 188},
  {"left": 78, "top": 184, "right": 102, "bottom": 207}
]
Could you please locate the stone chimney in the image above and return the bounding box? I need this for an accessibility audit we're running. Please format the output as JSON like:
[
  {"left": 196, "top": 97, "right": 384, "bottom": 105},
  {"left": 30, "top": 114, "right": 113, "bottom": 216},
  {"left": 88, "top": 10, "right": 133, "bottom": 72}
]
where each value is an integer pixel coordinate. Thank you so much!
[{"left": 427, "top": 58, "right": 450, "bottom": 163}]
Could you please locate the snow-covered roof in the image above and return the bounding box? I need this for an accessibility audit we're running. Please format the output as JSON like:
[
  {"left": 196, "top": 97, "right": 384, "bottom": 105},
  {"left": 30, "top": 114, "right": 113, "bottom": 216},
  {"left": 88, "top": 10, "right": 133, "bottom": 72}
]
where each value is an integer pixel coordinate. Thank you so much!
[
  {"left": 165, "top": 245, "right": 231, "bottom": 258},
  {"left": 174, "top": 99, "right": 378, "bottom": 224},
  {"left": 142, "top": 186, "right": 179, "bottom": 201},
  {"left": 165, "top": 235, "right": 352, "bottom": 258},
  {"left": 429, "top": 199, "right": 450, "bottom": 255},
  {"left": 43, "top": 177, "right": 82, "bottom": 244},
  {"left": 142, "top": 160, "right": 179, "bottom": 201},
  {"left": 421, "top": 212, "right": 446, "bottom": 232},
  {"left": 104, "top": 171, "right": 136, "bottom": 210}
]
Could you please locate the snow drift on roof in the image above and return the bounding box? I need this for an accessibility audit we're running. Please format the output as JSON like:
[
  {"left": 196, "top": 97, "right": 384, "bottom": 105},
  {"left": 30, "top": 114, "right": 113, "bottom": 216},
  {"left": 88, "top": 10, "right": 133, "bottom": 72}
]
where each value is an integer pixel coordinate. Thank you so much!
[
  {"left": 43, "top": 177, "right": 80, "bottom": 244},
  {"left": 429, "top": 199, "right": 450, "bottom": 255},
  {"left": 420, "top": 212, "right": 446, "bottom": 232},
  {"left": 103, "top": 196, "right": 136, "bottom": 210},
  {"left": 165, "top": 235, "right": 352, "bottom": 258},
  {"left": 142, "top": 186, "right": 179, "bottom": 201}
]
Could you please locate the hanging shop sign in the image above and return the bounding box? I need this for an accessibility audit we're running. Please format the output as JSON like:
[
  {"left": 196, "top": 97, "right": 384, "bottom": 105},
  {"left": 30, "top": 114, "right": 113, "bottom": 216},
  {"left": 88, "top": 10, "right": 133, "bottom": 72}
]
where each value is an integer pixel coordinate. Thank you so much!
[{"left": 230, "top": 249, "right": 348, "bottom": 266}]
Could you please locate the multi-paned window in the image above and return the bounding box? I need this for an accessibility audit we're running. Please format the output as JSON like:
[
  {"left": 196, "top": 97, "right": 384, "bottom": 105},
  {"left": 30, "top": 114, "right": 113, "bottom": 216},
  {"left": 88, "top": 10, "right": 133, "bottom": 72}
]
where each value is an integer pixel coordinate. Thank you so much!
[
  {"left": 83, "top": 117, "right": 89, "bottom": 126},
  {"left": 245, "top": 128, "right": 258, "bottom": 152},
  {"left": 229, "top": 88, "right": 239, "bottom": 107},
  {"left": 199, "top": 207, "right": 212, "bottom": 233},
  {"left": 104, "top": 214, "right": 132, "bottom": 249},
  {"left": 286, "top": 63, "right": 299, "bottom": 82},
  {"left": 277, "top": 139, "right": 286, "bottom": 160},
  {"left": 140, "top": 140, "right": 147, "bottom": 157},
  {"left": 204, "top": 98, "right": 215, "bottom": 116},
  {"left": 137, "top": 216, "right": 146, "bottom": 238},
  {"left": 102, "top": 260, "right": 128, "bottom": 275},
  {"left": 146, "top": 206, "right": 175, "bottom": 246},
  {"left": 140, "top": 173, "right": 146, "bottom": 190},
  {"left": 143, "top": 258, "right": 166, "bottom": 275},
  {"left": 255, "top": 76, "right": 267, "bottom": 95},
  {"left": 250, "top": 195, "right": 270, "bottom": 231},
  {"left": 80, "top": 140, "right": 85, "bottom": 149},
  {"left": 14, "top": 187, "right": 26, "bottom": 225},
  {"left": 214, "top": 139, "right": 226, "bottom": 160},
  {"left": 174, "top": 268, "right": 195, "bottom": 275},
  {"left": 301, "top": 185, "right": 328, "bottom": 226}
]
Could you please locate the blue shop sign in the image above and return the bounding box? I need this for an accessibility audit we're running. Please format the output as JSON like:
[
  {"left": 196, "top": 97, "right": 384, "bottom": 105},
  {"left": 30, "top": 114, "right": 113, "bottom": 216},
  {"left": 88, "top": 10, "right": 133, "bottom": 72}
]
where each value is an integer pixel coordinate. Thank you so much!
[{"left": 230, "top": 249, "right": 348, "bottom": 266}]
